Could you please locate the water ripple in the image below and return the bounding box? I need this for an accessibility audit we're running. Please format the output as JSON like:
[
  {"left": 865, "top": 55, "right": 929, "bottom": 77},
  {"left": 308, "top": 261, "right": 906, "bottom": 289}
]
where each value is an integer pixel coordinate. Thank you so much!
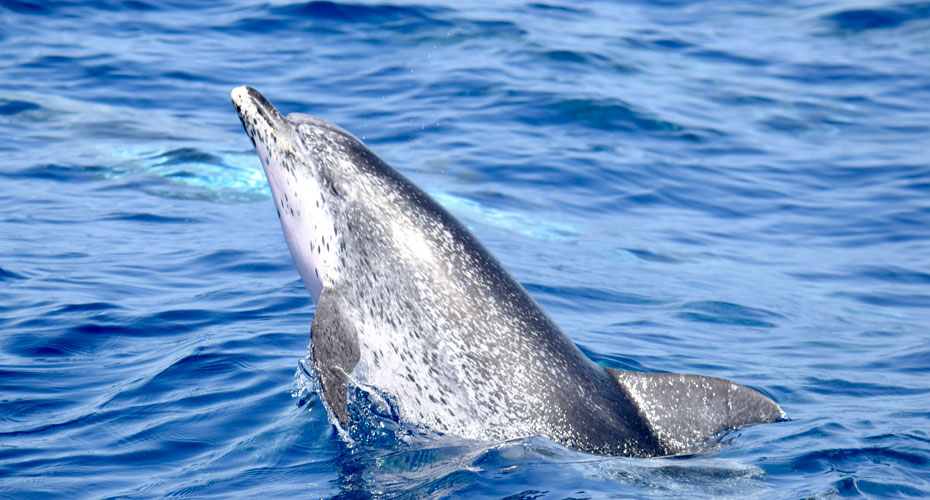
[{"left": 823, "top": 3, "right": 930, "bottom": 32}]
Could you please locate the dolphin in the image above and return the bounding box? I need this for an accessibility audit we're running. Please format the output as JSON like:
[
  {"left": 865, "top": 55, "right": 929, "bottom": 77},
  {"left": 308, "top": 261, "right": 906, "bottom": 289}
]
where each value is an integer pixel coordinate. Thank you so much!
[{"left": 230, "top": 86, "right": 784, "bottom": 457}]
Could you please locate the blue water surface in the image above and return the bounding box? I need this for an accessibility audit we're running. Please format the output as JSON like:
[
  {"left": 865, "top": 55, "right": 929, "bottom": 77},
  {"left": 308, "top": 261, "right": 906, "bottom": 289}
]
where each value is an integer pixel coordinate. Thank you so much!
[{"left": 2, "top": 1, "right": 929, "bottom": 498}]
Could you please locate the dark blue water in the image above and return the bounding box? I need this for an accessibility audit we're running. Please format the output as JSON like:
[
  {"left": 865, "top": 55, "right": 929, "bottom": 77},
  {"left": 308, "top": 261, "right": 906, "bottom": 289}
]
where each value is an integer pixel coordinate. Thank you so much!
[{"left": 2, "top": 1, "right": 929, "bottom": 498}]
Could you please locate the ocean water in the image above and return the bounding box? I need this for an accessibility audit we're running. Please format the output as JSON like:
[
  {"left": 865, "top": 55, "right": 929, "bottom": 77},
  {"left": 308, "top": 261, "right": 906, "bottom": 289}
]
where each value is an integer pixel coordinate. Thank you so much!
[{"left": 1, "top": 0, "right": 929, "bottom": 498}]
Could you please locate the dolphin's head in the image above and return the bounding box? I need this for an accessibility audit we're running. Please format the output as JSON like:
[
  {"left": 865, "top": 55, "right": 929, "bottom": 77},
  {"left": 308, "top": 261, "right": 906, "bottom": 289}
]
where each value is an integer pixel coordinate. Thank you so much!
[{"left": 231, "top": 86, "right": 361, "bottom": 302}]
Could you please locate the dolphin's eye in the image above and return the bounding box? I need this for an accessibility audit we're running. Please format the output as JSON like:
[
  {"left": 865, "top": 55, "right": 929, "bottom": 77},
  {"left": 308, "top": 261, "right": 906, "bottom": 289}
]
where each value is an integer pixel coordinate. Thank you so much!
[{"left": 321, "top": 173, "right": 342, "bottom": 199}]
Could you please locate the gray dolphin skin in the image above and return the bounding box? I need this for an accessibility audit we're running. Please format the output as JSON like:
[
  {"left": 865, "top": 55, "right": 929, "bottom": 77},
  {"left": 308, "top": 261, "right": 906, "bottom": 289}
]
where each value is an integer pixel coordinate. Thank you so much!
[{"left": 230, "top": 86, "right": 785, "bottom": 457}]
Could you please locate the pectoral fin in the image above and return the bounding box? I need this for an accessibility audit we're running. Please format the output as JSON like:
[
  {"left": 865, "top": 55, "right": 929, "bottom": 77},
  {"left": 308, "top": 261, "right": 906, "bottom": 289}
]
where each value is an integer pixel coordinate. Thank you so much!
[
  {"left": 310, "top": 285, "right": 360, "bottom": 426},
  {"left": 607, "top": 368, "right": 785, "bottom": 455}
]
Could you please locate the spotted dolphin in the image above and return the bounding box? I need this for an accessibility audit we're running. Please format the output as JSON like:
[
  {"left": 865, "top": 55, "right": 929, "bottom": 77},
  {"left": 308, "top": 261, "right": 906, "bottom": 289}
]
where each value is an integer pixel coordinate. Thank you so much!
[{"left": 230, "top": 86, "right": 784, "bottom": 457}]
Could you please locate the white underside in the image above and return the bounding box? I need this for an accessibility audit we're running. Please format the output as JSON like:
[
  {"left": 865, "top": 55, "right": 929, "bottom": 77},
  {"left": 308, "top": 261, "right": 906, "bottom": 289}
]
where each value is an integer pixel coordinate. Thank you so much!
[{"left": 256, "top": 141, "right": 331, "bottom": 302}]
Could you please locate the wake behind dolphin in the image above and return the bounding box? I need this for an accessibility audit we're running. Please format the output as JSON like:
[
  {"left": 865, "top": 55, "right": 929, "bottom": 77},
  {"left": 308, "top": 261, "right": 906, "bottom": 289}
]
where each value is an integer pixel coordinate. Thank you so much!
[{"left": 230, "top": 86, "right": 784, "bottom": 457}]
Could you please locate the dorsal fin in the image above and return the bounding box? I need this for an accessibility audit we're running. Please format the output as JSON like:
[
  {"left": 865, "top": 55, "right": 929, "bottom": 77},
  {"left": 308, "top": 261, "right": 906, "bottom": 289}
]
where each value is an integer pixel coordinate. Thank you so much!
[
  {"left": 607, "top": 368, "right": 785, "bottom": 455},
  {"left": 310, "top": 285, "right": 360, "bottom": 426}
]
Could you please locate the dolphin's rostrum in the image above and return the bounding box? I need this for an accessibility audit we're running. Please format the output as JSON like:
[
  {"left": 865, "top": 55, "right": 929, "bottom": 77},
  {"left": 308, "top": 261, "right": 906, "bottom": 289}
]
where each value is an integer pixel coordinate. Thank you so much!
[{"left": 230, "top": 86, "right": 785, "bottom": 457}]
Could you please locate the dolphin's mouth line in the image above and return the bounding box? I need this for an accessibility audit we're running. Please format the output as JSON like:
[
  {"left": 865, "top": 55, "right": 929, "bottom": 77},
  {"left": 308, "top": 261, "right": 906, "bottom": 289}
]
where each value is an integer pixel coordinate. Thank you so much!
[{"left": 251, "top": 101, "right": 273, "bottom": 129}]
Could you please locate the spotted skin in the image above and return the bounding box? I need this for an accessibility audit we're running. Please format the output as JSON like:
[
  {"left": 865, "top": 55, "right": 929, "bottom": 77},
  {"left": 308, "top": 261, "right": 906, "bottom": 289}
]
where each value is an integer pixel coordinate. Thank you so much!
[{"left": 230, "top": 86, "right": 785, "bottom": 457}]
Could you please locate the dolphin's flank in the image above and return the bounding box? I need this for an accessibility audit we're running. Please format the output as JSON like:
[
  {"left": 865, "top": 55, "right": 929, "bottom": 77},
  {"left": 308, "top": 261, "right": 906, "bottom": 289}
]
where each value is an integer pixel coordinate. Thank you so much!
[{"left": 230, "top": 86, "right": 785, "bottom": 457}]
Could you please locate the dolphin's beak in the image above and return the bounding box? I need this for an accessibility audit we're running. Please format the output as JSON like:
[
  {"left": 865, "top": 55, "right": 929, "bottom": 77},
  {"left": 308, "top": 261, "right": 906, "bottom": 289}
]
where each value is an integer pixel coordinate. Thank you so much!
[{"left": 230, "top": 86, "right": 289, "bottom": 145}]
